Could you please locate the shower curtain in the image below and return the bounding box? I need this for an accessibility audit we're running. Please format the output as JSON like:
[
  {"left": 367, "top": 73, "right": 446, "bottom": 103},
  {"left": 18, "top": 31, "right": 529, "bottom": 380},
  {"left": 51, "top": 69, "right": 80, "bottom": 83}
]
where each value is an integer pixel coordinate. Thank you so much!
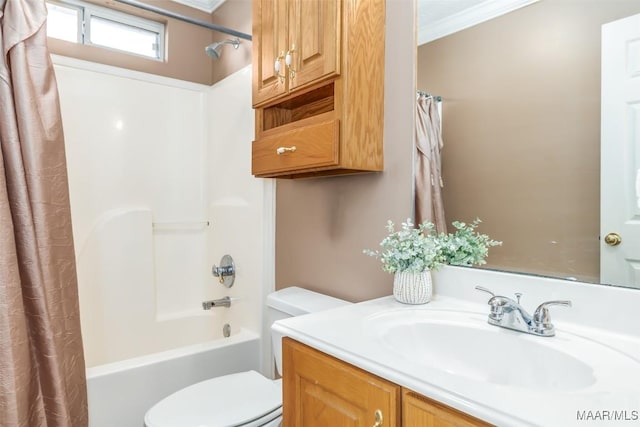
[
  {"left": 0, "top": 1, "right": 88, "bottom": 426},
  {"left": 415, "top": 94, "right": 446, "bottom": 234}
]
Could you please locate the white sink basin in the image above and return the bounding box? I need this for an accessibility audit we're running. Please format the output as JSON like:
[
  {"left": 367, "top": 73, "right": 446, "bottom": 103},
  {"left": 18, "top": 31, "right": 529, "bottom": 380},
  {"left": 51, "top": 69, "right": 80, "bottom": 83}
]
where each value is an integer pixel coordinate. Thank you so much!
[
  {"left": 365, "top": 309, "right": 628, "bottom": 391},
  {"left": 274, "top": 294, "right": 640, "bottom": 427}
]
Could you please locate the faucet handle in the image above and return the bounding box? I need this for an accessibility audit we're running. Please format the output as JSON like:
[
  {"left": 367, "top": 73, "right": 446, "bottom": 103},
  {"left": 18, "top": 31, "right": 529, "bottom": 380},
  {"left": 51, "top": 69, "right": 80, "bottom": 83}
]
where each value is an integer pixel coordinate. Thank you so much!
[
  {"left": 475, "top": 286, "right": 506, "bottom": 320},
  {"left": 533, "top": 300, "right": 572, "bottom": 335}
]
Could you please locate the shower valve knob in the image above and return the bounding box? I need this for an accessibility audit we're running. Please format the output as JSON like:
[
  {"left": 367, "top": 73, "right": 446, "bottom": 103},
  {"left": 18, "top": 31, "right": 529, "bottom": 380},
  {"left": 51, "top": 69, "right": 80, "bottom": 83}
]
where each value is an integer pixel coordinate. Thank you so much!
[{"left": 212, "top": 254, "right": 235, "bottom": 288}]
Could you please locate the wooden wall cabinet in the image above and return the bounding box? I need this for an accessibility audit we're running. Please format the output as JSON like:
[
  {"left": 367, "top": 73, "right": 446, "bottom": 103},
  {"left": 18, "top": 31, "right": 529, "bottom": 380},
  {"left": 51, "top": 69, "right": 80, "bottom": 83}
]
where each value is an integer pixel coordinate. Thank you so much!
[
  {"left": 283, "top": 338, "right": 494, "bottom": 427},
  {"left": 251, "top": 0, "right": 385, "bottom": 178},
  {"left": 252, "top": 0, "right": 339, "bottom": 106}
]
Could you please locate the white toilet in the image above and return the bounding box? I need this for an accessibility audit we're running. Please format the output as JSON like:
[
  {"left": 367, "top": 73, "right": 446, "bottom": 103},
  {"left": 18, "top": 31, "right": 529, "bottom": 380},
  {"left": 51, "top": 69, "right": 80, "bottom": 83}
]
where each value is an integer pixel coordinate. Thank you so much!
[{"left": 144, "top": 287, "right": 350, "bottom": 427}]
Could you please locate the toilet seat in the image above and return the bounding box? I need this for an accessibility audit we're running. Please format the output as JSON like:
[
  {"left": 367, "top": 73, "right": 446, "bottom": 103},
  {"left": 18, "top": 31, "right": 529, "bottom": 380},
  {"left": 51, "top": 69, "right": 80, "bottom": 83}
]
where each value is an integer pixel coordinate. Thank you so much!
[{"left": 144, "top": 370, "right": 282, "bottom": 427}]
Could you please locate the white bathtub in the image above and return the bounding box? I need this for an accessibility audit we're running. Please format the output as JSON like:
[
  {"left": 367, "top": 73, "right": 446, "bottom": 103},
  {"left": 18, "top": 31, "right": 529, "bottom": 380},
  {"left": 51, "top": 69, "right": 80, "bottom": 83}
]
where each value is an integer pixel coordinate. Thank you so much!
[{"left": 86, "top": 329, "right": 261, "bottom": 427}]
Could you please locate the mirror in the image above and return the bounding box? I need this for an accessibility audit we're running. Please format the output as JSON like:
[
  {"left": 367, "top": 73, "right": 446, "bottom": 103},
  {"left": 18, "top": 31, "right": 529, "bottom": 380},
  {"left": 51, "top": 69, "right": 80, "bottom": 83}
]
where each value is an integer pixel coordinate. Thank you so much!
[{"left": 417, "top": 0, "right": 640, "bottom": 288}]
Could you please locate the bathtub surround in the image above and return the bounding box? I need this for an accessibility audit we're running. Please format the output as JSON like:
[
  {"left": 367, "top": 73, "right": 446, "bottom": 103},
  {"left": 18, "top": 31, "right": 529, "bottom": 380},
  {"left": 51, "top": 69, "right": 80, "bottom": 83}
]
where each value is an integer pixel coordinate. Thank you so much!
[
  {"left": 54, "top": 57, "right": 272, "bottom": 423},
  {"left": 0, "top": 3, "right": 88, "bottom": 426},
  {"left": 56, "top": 57, "right": 210, "bottom": 367},
  {"left": 56, "top": 57, "right": 270, "bottom": 367}
]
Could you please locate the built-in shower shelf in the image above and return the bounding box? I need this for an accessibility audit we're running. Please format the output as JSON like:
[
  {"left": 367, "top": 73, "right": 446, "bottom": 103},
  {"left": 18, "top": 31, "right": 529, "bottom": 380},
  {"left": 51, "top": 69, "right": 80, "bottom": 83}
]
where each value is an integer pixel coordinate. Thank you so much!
[{"left": 152, "top": 221, "right": 210, "bottom": 231}]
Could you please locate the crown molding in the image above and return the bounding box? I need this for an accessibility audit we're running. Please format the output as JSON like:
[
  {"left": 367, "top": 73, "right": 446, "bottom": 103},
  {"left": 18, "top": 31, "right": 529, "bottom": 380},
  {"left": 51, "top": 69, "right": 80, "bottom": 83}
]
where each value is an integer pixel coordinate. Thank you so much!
[
  {"left": 170, "top": 0, "right": 226, "bottom": 14},
  {"left": 418, "top": 0, "right": 540, "bottom": 46}
]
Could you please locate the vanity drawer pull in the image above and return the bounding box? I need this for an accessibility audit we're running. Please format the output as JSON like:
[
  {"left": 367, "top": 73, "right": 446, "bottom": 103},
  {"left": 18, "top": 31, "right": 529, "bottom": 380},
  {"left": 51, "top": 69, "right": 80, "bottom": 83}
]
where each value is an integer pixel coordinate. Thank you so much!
[
  {"left": 373, "top": 409, "right": 383, "bottom": 426},
  {"left": 276, "top": 146, "right": 296, "bottom": 155}
]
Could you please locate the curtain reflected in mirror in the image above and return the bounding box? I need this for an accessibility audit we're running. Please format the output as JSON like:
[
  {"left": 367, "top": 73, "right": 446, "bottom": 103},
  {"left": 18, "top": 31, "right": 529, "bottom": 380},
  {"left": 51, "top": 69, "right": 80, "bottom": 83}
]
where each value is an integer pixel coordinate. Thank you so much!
[
  {"left": 417, "top": 0, "right": 640, "bottom": 287},
  {"left": 415, "top": 92, "right": 446, "bottom": 233}
]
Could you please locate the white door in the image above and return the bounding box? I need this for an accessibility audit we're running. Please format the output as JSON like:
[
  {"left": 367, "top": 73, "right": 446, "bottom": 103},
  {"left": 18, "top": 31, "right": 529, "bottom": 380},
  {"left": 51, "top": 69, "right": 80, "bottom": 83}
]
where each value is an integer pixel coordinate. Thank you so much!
[{"left": 601, "top": 13, "right": 640, "bottom": 288}]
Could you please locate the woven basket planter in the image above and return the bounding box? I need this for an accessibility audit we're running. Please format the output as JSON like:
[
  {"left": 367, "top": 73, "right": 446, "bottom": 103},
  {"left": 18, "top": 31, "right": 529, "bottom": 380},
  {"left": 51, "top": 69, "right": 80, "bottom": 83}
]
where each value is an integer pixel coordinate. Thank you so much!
[{"left": 393, "top": 270, "right": 432, "bottom": 304}]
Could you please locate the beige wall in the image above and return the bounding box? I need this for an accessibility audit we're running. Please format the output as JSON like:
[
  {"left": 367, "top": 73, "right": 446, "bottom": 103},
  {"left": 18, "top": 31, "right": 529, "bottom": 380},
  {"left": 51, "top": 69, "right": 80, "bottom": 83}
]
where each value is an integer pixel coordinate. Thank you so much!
[
  {"left": 275, "top": 1, "right": 416, "bottom": 302},
  {"left": 210, "top": 0, "right": 252, "bottom": 84},
  {"left": 417, "top": 0, "right": 640, "bottom": 282},
  {"left": 47, "top": 0, "right": 251, "bottom": 85}
]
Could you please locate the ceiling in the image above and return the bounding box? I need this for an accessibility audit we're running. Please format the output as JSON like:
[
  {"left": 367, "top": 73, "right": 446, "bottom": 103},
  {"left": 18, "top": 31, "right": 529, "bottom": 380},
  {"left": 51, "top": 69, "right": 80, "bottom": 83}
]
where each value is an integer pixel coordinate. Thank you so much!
[
  {"left": 170, "top": 0, "right": 226, "bottom": 14},
  {"left": 169, "top": 0, "right": 539, "bottom": 45},
  {"left": 417, "top": 0, "right": 540, "bottom": 45}
]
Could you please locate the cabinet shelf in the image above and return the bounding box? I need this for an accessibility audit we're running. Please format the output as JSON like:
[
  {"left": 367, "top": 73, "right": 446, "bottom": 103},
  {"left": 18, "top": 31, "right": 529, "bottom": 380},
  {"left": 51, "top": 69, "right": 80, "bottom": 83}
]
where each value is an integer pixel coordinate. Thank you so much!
[{"left": 261, "top": 83, "right": 335, "bottom": 132}]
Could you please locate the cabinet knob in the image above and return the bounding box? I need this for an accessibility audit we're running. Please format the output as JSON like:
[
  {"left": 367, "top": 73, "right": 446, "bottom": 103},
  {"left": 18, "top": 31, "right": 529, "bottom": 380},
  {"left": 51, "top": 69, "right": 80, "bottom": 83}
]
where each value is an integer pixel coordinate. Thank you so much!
[
  {"left": 372, "top": 409, "right": 383, "bottom": 426},
  {"left": 276, "top": 146, "right": 297, "bottom": 155},
  {"left": 274, "top": 51, "right": 286, "bottom": 83}
]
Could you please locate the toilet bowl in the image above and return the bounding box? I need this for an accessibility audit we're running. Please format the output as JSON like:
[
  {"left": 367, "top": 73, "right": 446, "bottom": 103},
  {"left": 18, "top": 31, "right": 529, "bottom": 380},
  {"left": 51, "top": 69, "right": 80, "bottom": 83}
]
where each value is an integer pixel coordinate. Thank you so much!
[{"left": 144, "top": 287, "right": 350, "bottom": 427}]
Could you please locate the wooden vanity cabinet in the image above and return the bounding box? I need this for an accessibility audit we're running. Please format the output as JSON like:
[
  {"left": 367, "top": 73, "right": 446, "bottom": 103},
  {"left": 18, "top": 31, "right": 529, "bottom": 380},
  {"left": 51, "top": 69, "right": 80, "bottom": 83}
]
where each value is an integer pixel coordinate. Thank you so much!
[
  {"left": 282, "top": 337, "right": 400, "bottom": 426},
  {"left": 402, "top": 389, "right": 493, "bottom": 427},
  {"left": 282, "top": 338, "right": 494, "bottom": 427},
  {"left": 251, "top": 0, "right": 385, "bottom": 178}
]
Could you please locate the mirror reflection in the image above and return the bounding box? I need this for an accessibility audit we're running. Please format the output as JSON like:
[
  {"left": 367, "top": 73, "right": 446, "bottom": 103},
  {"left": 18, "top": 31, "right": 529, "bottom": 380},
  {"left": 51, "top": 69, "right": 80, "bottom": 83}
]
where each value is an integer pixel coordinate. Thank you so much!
[{"left": 417, "top": 0, "right": 640, "bottom": 288}]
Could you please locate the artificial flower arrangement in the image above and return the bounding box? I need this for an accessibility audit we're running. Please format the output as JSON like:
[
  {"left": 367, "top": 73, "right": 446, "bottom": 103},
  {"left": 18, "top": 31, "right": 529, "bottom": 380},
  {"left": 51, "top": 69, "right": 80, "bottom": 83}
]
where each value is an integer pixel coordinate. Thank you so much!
[
  {"left": 364, "top": 218, "right": 501, "bottom": 304},
  {"left": 364, "top": 218, "right": 502, "bottom": 272}
]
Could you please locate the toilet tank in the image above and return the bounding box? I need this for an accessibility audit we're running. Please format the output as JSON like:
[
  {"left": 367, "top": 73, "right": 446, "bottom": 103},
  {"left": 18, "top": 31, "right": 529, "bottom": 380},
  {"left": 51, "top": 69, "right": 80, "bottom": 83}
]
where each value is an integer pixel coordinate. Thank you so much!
[{"left": 267, "top": 287, "right": 350, "bottom": 375}]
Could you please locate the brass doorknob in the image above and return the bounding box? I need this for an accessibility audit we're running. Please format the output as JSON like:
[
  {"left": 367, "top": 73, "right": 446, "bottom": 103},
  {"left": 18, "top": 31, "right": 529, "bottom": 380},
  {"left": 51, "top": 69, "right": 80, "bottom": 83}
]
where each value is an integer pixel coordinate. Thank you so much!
[{"left": 604, "top": 232, "right": 622, "bottom": 246}]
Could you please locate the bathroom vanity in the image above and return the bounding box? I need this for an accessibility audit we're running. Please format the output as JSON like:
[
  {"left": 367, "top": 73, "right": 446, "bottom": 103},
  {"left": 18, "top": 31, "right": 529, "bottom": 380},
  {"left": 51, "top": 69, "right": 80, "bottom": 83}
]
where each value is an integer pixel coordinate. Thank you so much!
[
  {"left": 283, "top": 337, "right": 490, "bottom": 426},
  {"left": 273, "top": 267, "right": 640, "bottom": 426}
]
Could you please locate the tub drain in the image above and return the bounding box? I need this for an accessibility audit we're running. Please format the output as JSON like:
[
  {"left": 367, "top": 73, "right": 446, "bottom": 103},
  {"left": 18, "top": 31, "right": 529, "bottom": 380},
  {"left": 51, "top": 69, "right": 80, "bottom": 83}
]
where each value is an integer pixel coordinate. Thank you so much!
[{"left": 223, "top": 323, "right": 231, "bottom": 338}]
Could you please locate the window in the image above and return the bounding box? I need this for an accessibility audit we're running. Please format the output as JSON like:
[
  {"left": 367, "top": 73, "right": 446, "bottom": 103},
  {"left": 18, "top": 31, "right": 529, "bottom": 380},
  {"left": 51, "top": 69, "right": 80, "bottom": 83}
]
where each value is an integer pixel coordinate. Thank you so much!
[
  {"left": 47, "top": 2, "right": 81, "bottom": 43},
  {"left": 46, "top": 0, "right": 165, "bottom": 61}
]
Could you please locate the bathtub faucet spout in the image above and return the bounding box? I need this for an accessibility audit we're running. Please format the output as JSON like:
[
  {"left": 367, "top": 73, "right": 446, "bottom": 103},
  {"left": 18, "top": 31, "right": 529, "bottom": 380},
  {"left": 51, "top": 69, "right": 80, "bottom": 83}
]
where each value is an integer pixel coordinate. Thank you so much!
[{"left": 202, "top": 296, "right": 231, "bottom": 310}]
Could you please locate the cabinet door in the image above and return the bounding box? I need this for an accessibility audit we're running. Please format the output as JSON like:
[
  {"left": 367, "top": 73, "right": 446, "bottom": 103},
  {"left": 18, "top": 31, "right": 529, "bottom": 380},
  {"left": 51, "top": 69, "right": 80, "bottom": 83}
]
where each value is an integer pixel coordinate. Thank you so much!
[
  {"left": 252, "top": 0, "right": 288, "bottom": 106},
  {"left": 287, "top": 0, "right": 340, "bottom": 92},
  {"left": 402, "top": 389, "right": 494, "bottom": 427},
  {"left": 283, "top": 338, "right": 400, "bottom": 426}
]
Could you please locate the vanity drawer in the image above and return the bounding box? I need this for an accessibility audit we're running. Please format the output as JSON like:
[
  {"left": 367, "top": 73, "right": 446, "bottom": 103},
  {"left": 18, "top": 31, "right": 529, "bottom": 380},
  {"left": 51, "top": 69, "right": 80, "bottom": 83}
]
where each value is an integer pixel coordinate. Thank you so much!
[{"left": 251, "top": 119, "right": 340, "bottom": 177}]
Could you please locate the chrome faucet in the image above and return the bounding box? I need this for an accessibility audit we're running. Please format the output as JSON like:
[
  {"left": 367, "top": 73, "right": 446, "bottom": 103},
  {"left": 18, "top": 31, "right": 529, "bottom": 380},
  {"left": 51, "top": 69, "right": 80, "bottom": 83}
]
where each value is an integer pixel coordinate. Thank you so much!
[{"left": 475, "top": 286, "right": 571, "bottom": 337}]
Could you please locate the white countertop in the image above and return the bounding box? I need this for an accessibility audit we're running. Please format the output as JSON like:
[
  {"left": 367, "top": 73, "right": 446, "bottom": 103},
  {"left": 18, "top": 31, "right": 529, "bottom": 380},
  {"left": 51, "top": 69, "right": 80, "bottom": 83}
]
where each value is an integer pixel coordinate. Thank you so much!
[{"left": 272, "top": 292, "right": 640, "bottom": 427}]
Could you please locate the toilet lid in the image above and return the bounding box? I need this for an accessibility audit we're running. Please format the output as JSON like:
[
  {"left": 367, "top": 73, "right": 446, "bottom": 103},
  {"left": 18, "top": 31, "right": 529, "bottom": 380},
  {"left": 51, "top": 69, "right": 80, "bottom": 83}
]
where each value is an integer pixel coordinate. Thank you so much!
[{"left": 144, "top": 371, "right": 282, "bottom": 427}]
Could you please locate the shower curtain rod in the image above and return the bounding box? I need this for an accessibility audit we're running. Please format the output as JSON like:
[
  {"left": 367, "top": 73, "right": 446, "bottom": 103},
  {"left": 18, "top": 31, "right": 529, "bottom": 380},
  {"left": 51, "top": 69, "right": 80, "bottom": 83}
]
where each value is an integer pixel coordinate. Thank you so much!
[
  {"left": 417, "top": 90, "right": 442, "bottom": 102},
  {"left": 113, "top": 0, "right": 252, "bottom": 41}
]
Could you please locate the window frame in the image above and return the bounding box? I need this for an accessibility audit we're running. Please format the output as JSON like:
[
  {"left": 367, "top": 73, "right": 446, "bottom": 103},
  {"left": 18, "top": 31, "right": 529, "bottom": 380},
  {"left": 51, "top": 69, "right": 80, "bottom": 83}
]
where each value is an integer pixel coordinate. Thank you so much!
[{"left": 46, "top": 0, "right": 166, "bottom": 61}]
